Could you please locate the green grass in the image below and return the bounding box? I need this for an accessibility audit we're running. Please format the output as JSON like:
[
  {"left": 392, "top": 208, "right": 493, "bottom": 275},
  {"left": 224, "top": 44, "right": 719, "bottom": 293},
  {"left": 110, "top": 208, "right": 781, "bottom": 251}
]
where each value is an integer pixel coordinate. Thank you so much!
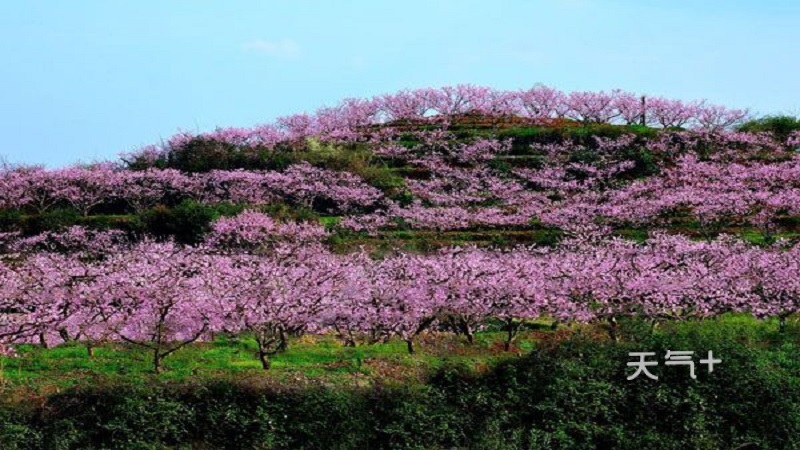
[
  {"left": 0, "top": 331, "right": 541, "bottom": 394},
  {"left": 318, "top": 216, "right": 341, "bottom": 228},
  {"left": 2, "top": 315, "right": 797, "bottom": 396}
]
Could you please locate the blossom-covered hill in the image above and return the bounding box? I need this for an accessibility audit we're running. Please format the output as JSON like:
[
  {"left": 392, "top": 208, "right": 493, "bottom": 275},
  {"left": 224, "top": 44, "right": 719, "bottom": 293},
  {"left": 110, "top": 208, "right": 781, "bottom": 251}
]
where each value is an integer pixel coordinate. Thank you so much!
[
  {"left": 1, "top": 85, "right": 798, "bottom": 251},
  {"left": 1, "top": 85, "right": 800, "bottom": 373}
]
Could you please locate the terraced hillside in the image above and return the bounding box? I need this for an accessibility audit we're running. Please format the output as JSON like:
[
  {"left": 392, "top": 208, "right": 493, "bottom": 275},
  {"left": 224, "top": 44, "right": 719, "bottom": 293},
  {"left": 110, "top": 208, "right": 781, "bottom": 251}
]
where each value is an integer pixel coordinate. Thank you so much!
[{"left": 1, "top": 86, "right": 799, "bottom": 449}]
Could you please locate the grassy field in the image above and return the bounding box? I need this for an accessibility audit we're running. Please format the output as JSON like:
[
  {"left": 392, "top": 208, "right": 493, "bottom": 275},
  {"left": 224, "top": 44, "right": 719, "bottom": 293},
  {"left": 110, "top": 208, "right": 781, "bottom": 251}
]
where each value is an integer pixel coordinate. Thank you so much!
[
  {"left": 0, "top": 331, "right": 540, "bottom": 395},
  {"left": 2, "top": 314, "right": 797, "bottom": 395}
]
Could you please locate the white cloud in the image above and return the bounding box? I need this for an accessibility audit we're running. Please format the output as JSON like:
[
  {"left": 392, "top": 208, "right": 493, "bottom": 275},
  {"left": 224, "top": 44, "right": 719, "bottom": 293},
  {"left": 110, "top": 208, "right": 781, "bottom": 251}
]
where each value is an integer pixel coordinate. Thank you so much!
[{"left": 243, "top": 38, "right": 301, "bottom": 59}]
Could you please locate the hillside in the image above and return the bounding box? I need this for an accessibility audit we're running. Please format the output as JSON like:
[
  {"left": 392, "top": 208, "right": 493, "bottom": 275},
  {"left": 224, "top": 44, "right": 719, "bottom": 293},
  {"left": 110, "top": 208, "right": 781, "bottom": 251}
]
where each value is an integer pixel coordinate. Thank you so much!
[
  {"left": 1, "top": 86, "right": 800, "bottom": 449},
  {"left": 1, "top": 86, "right": 799, "bottom": 252}
]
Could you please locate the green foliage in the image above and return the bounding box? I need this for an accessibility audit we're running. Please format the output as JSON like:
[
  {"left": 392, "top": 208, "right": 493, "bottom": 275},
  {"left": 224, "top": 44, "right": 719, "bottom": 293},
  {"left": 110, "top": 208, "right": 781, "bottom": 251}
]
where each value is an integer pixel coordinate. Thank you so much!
[
  {"left": 387, "top": 189, "right": 414, "bottom": 207},
  {"left": 358, "top": 165, "right": 406, "bottom": 190},
  {"left": 619, "top": 146, "right": 661, "bottom": 178},
  {"left": 0, "top": 209, "right": 23, "bottom": 232},
  {"left": 613, "top": 228, "right": 649, "bottom": 243},
  {"left": 300, "top": 139, "right": 372, "bottom": 171},
  {"left": 737, "top": 115, "right": 800, "bottom": 141},
  {"left": 38, "top": 387, "right": 193, "bottom": 449},
  {"left": 299, "top": 139, "right": 406, "bottom": 193},
  {"left": 75, "top": 214, "right": 131, "bottom": 231},
  {"left": 21, "top": 207, "right": 82, "bottom": 235},
  {"left": 257, "top": 148, "right": 296, "bottom": 171},
  {"left": 496, "top": 123, "right": 658, "bottom": 155},
  {"left": 0, "top": 407, "right": 40, "bottom": 450},
  {"left": 165, "top": 137, "right": 259, "bottom": 173},
  {"left": 132, "top": 200, "right": 244, "bottom": 245},
  {"left": 258, "top": 201, "right": 319, "bottom": 223},
  {"left": 318, "top": 216, "right": 341, "bottom": 231},
  {"left": 487, "top": 157, "right": 512, "bottom": 173},
  {"left": 0, "top": 317, "right": 797, "bottom": 449}
]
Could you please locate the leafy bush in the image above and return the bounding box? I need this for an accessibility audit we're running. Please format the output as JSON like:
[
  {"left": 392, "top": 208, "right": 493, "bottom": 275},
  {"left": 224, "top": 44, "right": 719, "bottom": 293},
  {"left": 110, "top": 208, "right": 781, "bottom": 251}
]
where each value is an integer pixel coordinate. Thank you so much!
[
  {"left": 258, "top": 201, "right": 319, "bottom": 223},
  {"left": 737, "top": 115, "right": 800, "bottom": 141},
  {"left": 133, "top": 200, "right": 244, "bottom": 244},
  {"left": 165, "top": 137, "right": 256, "bottom": 173},
  {"left": 21, "top": 207, "right": 82, "bottom": 235},
  {"left": 0, "top": 407, "right": 40, "bottom": 450},
  {"left": 0, "top": 209, "right": 23, "bottom": 232}
]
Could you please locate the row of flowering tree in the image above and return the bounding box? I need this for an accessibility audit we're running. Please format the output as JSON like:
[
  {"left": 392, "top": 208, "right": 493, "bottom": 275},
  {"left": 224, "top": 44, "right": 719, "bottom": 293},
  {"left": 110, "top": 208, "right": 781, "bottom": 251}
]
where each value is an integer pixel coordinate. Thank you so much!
[
  {"left": 3, "top": 129, "right": 800, "bottom": 234},
  {"left": 0, "top": 162, "right": 383, "bottom": 214},
  {"left": 1, "top": 223, "right": 798, "bottom": 372},
  {"left": 120, "top": 85, "right": 752, "bottom": 159},
  {"left": 343, "top": 149, "right": 800, "bottom": 234}
]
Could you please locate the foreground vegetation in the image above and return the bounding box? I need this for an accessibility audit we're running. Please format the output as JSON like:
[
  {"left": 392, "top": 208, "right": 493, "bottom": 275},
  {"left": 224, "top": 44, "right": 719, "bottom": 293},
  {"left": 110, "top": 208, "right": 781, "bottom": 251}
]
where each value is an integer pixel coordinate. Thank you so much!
[{"left": 0, "top": 316, "right": 798, "bottom": 449}]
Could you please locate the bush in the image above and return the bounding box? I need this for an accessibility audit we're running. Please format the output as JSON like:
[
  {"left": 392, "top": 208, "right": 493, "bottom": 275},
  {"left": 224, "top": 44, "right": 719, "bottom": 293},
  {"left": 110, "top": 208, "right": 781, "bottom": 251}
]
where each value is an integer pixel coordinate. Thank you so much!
[
  {"left": 0, "top": 406, "right": 40, "bottom": 450},
  {"left": 133, "top": 201, "right": 244, "bottom": 245},
  {"left": 259, "top": 202, "right": 319, "bottom": 223},
  {"left": 0, "top": 209, "right": 23, "bottom": 232},
  {"left": 38, "top": 386, "right": 192, "bottom": 449},
  {"left": 738, "top": 115, "right": 800, "bottom": 141},
  {"left": 21, "top": 207, "right": 82, "bottom": 235},
  {"left": 165, "top": 137, "right": 255, "bottom": 173}
]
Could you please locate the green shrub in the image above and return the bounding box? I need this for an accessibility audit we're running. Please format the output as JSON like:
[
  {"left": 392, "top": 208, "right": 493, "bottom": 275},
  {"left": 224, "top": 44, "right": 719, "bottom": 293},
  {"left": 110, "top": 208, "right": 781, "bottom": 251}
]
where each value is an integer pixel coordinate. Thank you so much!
[
  {"left": 487, "top": 157, "right": 512, "bottom": 173},
  {"left": 0, "top": 406, "right": 41, "bottom": 450},
  {"left": 21, "top": 207, "right": 82, "bottom": 235},
  {"left": 133, "top": 201, "right": 244, "bottom": 245},
  {"left": 738, "top": 115, "right": 800, "bottom": 141},
  {"left": 165, "top": 137, "right": 253, "bottom": 173},
  {"left": 40, "top": 386, "right": 192, "bottom": 449},
  {"left": 0, "top": 209, "right": 23, "bottom": 232},
  {"left": 259, "top": 202, "right": 319, "bottom": 223},
  {"left": 257, "top": 148, "right": 296, "bottom": 171},
  {"left": 358, "top": 165, "right": 406, "bottom": 190},
  {"left": 76, "top": 214, "right": 132, "bottom": 231},
  {"left": 499, "top": 123, "right": 657, "bottom": 155}
]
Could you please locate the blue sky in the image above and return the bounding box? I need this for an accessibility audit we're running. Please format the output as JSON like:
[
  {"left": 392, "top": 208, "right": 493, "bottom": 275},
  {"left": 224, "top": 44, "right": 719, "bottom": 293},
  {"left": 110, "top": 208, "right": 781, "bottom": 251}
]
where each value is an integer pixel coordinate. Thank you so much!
[{"left": 1, "top": 0, "right": 798, "bottom": 167}]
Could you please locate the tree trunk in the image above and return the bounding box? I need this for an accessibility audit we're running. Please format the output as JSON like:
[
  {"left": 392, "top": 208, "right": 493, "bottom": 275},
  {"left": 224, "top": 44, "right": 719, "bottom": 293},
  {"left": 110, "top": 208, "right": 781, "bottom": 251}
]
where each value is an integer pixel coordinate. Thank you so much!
[
  {"left": 257, "top": 347, "right": 271, "bottom": 370},
  {"left": 335, "top": 326, "right": 357, "bottom": 347},
  {"left": 39, "top": 333, "right": 48, "bottom": 348},
  {"left": 58, "top": 328, "right": 71, "bottom": 343},
  {"left": 460, "top": 319, "right": 474, "bottom": 345},
  {"left": 779, "top": 315, "right": 788, "bottom": 333},
  {"left": 640, "top": 95, "right": 647, "bottom": 126},
  {"left": 278, "top": 329, "right": 288, "bottom": 352},
  {"left": 406, "top": 339, "right": 415, "bottom": 355},
  {"left": 153, "top": 350, "right": 162, "bottom": 374},
  {"left": 504, "top": 320, "right": 520, "bottom": 352},
  {"left": 608, "top": 317, "right": 619, "bottom": 342},
  {"left": 87, "top": 343, "right": 95, "bottom": 358}
]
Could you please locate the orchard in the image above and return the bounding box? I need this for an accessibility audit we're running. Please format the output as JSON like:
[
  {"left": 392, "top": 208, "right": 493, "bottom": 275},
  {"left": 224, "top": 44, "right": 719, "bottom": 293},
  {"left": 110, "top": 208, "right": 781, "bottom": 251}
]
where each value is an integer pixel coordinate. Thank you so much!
[{"left": 1, "top": 85, "right": 800, "bottom": 449}]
